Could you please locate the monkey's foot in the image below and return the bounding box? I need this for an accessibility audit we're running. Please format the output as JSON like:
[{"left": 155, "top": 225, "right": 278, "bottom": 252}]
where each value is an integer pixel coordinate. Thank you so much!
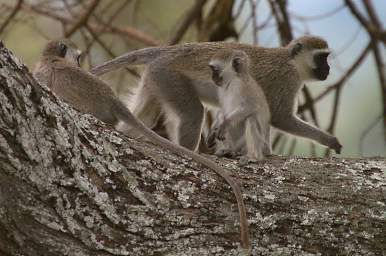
[
  {"left": 238, "top": 156, "right": 258, "bottom": 166},
  {"left": 215, "top": 148, "right": 235, "bottom": 158},
  {"left": 329, "top": 137, "right": 343, "bottom": 154}
]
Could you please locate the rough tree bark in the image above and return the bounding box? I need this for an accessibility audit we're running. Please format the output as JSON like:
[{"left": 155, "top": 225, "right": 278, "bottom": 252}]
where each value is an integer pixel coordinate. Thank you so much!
[{"left": 0, "top": 43, "right": 385, "bottom": 256}]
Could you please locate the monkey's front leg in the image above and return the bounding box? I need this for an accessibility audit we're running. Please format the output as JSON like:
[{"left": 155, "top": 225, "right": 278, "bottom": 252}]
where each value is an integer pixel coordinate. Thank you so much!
[
  {"left": 216, "top": 110, "right": 252, "bottom": 141},
  {"left": 273, "top": 114, "right": 342, "bottom": 154}
]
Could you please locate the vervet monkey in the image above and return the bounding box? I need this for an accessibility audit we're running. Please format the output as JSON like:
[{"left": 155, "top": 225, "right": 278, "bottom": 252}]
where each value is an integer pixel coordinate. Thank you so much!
[
  {"left": 207, "top": 50, "right": 271, "bottom": 162},
  {"left": 33, "top": 40, "right": 250, "bottom": 251},
  {"left": 90, "top": 35, "right": 342, "bottom": 154}
]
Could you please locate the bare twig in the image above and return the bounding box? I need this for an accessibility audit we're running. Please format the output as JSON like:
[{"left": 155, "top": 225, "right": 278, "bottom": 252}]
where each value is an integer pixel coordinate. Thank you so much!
[
  {"left": 291, "top": 4, "right": 344, "bottom": 21},
  {"left": 249, "top": 0, "right": 258, "bottom": 44},
  {"left": 288, "top": 138, "right": 297, "bottom": 155},
  {"left": 5, "top": 2, "right": 160, "bottom": 46},
  {"left": 361, "top": 0, "right": 386, "bottom": 140},
  {"left": 0, "top": 0, "right": 23, "bottom": 35},
  {"left": 369, "top": 40, "right": 386, "bottom": 140},
  {"left": 234, "top": 0, "right": 247, "bottom": 20},
  {"left": 359, "top": 114, "right": 383, "bottom": 156},
  {"left": 92, "top": 23, "right": 160, "bottom": 46},
  {"left": 65, "top": 0, "right": 101, "bottom": 37},
  {"left": 344, "top": 0, "right": 386, "bottom": 44},
  {"left": 168, "top": 0, "right": 207, "bottom": 45}
]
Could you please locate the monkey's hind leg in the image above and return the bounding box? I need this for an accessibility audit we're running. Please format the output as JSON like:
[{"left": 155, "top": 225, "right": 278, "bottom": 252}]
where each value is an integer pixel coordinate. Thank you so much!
[
  {"left": 163, "top": 96, "right": 205, "bottom": 152},
  {"left": 241, "top": 116, "right": 265, "bottom": 165},
  {"left": 144, "top": 64, "right": 205, "bottom": 152}
]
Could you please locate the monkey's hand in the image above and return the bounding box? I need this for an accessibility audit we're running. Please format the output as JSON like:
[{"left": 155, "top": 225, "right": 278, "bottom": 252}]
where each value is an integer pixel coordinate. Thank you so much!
[
  {"left": 206, "top": 130, "right": 217, "bottom": 148},
  {"left": 328, "top": 136, "right": 342, "bottom": 154},
  {"left": 216, "top": 123, "right": 227, "bottom": 141}
]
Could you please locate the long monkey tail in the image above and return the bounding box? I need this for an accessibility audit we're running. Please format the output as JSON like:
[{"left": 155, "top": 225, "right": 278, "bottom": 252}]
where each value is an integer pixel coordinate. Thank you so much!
[
  {"left": 90, "top": 47, "right": 170, "bottom": 76},
  {"left": 113, "top": 100, "right": 251, "bottom": 252}
]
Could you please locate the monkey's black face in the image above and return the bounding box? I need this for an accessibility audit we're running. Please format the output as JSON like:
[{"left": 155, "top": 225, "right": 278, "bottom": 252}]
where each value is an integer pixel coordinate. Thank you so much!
[
  {"left": 209, "top": 64, "right": 223, "bottom": 86},
  {"left": 312, "top": 52, "right": 330, "bottom": 80}
]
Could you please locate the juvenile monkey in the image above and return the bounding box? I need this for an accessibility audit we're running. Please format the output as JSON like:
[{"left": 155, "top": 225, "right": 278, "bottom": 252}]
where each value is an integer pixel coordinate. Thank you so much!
[
  {"left": 207, "top": 50, "right": 271, "bottom": 162},
  {"left": 90, "top": 36, "right": 342, "bottom": 155},
  {"left": 33, "top": 39, "right": 250, "bottom": 250}
]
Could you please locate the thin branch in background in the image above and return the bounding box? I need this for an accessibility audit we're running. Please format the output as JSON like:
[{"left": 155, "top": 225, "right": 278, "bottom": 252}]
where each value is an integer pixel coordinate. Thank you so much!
[
  {"left": 257, "top": 13, "right": 273, "bottom": 30},
  {"left": 310, "top": 142, "right": 316, "bottom": 157},
  {"left": 369, "top": 40, "right": 386, "bottom": 140},
  {"left": 234, "top": 0, "right": 247, "bottom": 20},
  {"left": 288, "top": 138, "right": 297, "bottom": 156},
  {"left": 168, "top": 0, "right": 207, "bottom": 45},
  {"left": 65, "top": 0, "right": 101, "bottom": 37},
  {"left": 84, "top": 0, "right": 124, "bottom": 52},
  {"left": 276, "top": 135, "right": 288, "bottom": 155},
  {"left": 345, "top": 0, "right": 386, "bottom": 44},
  {"left": 268, "top": 0, "right": 293, "bottom": 44},
  {"left": 87, "top": 0, "right": 133, "bottom": 50},
  {"left": 239, "top": 14, "right": 252, "bottom": 35},
  {"left": 324, "top": 86, "right": 342, "bottom": 156},
  {"left": 334, "top": 25, "right": 362, "bottom": 55},
  {"left": 359, "top": 114, "right": 383, "bottom": 156},
  {"left": 239, "top": 9, "right": 273, "bottom": 37},
  {"left": 302, "top": 87, "right": 320, "bottom": 127},
  {"left": 272, "top": 133, "right": 283, "bottom": 151},
  {"left": 129, "top": 0, "right": 140, "bottom": 25},
  {"left": 0, "top": 0, "right": 23, "bottom": 35},
  {"left": 248, "top": 0, "right": 258, "bottom": 44},
  {"left": 90, "top": 22, "right": 160, "bottom": 46},
  {"left": 361, "top": 0, "right": 386, "bottom": 140},
  {"left": 2, "top": 2, "right": 160, "bottom": 46},
  {"left": 291, "top": 4, "right": 344, "bottom": 21}
]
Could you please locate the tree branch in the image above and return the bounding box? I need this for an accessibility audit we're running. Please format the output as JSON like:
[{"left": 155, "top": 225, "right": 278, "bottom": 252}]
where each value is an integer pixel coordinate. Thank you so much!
[
  {"left": 0, "top": 0, "right": 23, "bottom": 35},
  {"left": 65, "top": 0, "right": 101, "bottom": 37}
]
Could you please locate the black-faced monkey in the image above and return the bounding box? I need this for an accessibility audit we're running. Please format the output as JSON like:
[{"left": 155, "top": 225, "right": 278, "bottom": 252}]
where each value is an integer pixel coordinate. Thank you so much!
[{"left": 90, "top": 36, "right": 342, "bottom": 155}]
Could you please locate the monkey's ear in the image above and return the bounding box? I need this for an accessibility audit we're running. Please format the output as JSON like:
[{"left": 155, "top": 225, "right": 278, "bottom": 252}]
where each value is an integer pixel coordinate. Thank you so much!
[
  {"left": 232, "top": 57, "right": 242, "bottom": 73},
  {"left": 290, "top": 43, "right": 302, "bottom": 57},
  {"left": 76, "top": 54, "right": 82, "bottom": 67},
  {"left": 58, "top": 43, "right": 67, "bottom": 58}
]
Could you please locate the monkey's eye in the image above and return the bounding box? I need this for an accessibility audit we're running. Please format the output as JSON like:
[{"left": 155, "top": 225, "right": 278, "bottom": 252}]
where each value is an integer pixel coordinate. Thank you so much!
[
  {"left": 58, "top": 43, "right": 67, "bottom": 57},
  {"left": 232, "top": 58, "right": 241, "bottom": 73},
  {"left": 290, "top": 42, "right": 303, "bottom": 57}
]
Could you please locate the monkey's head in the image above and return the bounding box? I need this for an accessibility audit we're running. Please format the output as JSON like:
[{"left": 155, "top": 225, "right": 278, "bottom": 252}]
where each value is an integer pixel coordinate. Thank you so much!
[
  {"left": 288, "top": 36, "right": 331, "bottom": 81},
  {"left": 209, "top": 50, "right": 250, "bottom": 86},
  {"left": 42, "top": 39, "right": 82, "bottom": 67}
]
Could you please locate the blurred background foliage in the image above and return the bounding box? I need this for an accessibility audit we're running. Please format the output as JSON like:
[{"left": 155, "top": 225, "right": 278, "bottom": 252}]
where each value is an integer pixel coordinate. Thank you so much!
[{"left": 0, "top": 0, "right": 385, "bottom": 158}]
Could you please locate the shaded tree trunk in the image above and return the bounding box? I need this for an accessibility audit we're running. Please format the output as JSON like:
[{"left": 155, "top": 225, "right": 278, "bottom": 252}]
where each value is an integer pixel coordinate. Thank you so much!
[{"left": 0, "top": 43, "right": 385, "bottom": 256}]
